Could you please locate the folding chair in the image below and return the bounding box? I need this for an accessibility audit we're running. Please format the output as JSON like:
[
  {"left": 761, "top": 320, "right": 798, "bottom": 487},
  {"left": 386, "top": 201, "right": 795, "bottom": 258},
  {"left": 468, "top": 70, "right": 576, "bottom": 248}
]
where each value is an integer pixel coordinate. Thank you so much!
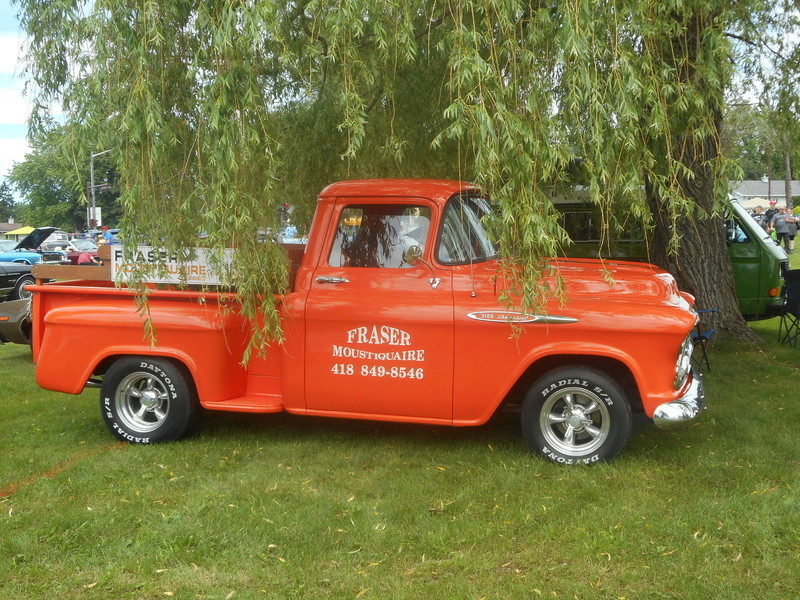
[
  {"left": 691, "top": 308, "right": 717, "bottom": 371},
  {"left": 778, "top": 270, "right": 800, "bottom": 348}
]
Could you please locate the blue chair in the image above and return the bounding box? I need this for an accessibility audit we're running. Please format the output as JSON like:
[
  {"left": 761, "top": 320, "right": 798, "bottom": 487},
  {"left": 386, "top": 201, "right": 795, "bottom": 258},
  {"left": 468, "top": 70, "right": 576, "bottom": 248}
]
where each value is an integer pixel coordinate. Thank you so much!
[{"left": 691, "top": 308, "right": 717, "bottom": 371}]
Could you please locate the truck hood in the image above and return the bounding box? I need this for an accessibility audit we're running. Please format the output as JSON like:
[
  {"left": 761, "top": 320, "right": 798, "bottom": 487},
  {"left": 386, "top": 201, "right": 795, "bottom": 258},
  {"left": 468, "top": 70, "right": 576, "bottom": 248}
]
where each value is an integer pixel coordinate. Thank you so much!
[
  {"left": 548, "top": 258, "right": 691, "bottom": 308},
  {"left": 14, "top": 227, "right": 56, "bottom": 250}
]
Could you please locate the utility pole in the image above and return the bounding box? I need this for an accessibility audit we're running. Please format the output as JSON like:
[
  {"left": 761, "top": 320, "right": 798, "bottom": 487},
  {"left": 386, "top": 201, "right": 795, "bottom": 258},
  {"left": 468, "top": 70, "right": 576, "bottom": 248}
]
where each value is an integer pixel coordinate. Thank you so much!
[{"left": 88, "top": 149, "right": 112, "bottom": 228}]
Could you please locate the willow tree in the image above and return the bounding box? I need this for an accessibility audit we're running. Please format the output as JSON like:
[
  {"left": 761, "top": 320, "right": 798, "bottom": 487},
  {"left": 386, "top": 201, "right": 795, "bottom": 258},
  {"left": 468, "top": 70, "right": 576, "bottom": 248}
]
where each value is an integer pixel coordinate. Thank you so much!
[{"left": 15, "top": 0, "right": 798, "bottom": 351}]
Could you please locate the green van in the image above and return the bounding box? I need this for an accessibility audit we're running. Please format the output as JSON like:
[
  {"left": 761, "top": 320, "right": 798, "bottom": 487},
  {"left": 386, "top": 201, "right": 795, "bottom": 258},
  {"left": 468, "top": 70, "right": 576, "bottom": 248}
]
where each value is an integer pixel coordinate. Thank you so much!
[{"left": 558, "top": 198, "right": 788, "bottom": 320}]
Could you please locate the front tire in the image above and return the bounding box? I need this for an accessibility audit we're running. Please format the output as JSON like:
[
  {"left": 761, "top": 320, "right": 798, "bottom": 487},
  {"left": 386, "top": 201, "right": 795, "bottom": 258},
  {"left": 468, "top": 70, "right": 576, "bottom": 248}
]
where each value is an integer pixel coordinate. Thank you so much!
[
  {"left": 522, "top": 367, "right": 633, "bottom": 464},
  {"left": 101, "top": 357, "right": 199, "bottom": 443}
]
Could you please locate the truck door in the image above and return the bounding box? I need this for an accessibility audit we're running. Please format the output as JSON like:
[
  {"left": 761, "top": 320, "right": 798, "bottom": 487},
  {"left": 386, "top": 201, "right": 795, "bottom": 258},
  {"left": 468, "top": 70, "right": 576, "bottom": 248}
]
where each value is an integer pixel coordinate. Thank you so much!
[{"left": 304, "top": 200, "right": 454, "bottom": 422}]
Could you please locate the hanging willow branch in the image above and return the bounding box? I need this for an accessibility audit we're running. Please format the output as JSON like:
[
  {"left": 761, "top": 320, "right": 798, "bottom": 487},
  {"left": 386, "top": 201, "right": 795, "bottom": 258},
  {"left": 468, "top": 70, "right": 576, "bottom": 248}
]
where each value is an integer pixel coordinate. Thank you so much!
[{"left": 16, "top": 0, "right": 797, "bottom": 351}]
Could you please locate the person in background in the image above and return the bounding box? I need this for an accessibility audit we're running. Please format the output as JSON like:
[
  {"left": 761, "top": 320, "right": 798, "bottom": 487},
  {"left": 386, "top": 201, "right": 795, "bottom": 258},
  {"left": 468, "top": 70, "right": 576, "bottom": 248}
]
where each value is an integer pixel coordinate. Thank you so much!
[
  {"left": 100, "top": 225, "right": 114, "bottom": 245},
  {"left": 764, "top": 200, "right": 779, "bottom": 226},
  {"left": 751, "top": 205, "right": 767, "bottom": 230},
  {"left": 770, "top": 206, "right": 797, "bottom": 253},
  {"left": 77, "top": 252, "right": 102, "bottom": 265},
  {"left": 788, "top": 209, "right": 798, "bottom": 254}
]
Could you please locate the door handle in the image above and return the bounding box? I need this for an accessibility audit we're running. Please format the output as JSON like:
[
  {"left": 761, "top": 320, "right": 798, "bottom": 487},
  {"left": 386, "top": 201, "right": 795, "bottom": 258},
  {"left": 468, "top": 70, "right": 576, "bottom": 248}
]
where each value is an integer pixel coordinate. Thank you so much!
[{"left": 316, "top": 276, "right": 350, "bottom": 284}]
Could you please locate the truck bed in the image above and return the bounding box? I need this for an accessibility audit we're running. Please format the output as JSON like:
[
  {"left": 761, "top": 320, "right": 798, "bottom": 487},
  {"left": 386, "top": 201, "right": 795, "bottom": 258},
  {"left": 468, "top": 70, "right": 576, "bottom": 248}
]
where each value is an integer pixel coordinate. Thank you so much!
[{"left": 31, "top": 243, "right": 308, "bottom": 292}]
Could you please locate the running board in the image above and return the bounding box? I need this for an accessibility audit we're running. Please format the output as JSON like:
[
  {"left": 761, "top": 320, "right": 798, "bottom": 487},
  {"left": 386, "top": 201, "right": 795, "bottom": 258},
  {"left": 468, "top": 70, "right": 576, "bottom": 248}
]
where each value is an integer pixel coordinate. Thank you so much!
[{"left": 203, "top": 395, "right": 285, "bottom": 414}]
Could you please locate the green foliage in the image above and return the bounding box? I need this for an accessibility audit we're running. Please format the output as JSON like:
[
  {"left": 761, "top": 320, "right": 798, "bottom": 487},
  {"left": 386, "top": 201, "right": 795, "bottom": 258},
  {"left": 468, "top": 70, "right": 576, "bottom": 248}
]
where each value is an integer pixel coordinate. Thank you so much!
[
  {"left": 8, "top": 126, "right": 121, "bottom": 231},
  {"left": 14, "top": 0, "right": 800, "bottom": 348},
  {"left": 0, "top": 182, "right": 15, "bottom": 223},
  {"left": 724, "top": 102, "right": 800, "bottom": 182}
]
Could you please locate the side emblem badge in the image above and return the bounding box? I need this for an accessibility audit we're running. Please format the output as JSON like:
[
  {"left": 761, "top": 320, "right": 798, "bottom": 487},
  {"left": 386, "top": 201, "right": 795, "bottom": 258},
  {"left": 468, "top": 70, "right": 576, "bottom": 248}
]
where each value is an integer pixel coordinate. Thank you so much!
[{"left": 466, "top": 311, "right": 577, "bottom": 324}]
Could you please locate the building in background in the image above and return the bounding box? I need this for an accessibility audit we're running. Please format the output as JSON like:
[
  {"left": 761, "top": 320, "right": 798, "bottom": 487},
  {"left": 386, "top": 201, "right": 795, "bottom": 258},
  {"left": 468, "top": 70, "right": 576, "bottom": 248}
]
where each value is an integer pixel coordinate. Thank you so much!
[{"left": 731, "top": 178, "right": 800, "bottom": 209}]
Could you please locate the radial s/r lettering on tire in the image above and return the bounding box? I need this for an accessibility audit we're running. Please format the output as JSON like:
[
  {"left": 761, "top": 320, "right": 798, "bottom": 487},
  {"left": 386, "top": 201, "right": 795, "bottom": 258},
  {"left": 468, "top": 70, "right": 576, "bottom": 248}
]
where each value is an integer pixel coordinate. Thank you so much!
[
  {"left": 522, "top": 366, "right": 633, "bottom": 464},
  {"left": 100, "top": 356, "right": 199, "bottom": 444}
]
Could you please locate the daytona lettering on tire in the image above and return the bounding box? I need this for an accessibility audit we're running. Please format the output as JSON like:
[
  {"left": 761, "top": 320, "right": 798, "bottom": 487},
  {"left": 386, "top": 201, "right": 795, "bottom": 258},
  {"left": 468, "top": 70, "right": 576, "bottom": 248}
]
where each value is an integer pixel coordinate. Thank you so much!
[
  {"left": 521, "top": 367, "right": 633, "bottom": 464},
  {"left": 101, "top": 357, "right": 199, "bottom": 444}
]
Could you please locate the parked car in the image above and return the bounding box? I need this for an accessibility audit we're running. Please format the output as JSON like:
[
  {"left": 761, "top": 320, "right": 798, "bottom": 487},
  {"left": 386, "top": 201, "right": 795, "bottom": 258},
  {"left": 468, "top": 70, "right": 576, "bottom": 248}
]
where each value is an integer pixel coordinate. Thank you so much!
[
  {"left": 0, "top": 298, "right": 32, "bottom": 345},
  {"left": 0, "top": 261, "right": 36, "bottom": 300},
  {"left": 0, "top": 227, "right": 68, "bottom": 265},
  {"left": 43, "top": 230, "right": 70, "bottom": 245},
  {"left": 41, "top": 238, "right": 99, "bottom": 265},
  {"left": 32, "top": 179, "right": 704, "bottom": 463}
]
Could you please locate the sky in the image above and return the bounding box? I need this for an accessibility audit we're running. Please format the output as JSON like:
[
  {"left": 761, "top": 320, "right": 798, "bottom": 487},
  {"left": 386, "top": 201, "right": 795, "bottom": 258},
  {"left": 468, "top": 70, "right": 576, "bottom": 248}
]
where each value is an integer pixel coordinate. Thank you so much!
[{"left": 0, "top": 0, "right": 30, "bottom": 189}]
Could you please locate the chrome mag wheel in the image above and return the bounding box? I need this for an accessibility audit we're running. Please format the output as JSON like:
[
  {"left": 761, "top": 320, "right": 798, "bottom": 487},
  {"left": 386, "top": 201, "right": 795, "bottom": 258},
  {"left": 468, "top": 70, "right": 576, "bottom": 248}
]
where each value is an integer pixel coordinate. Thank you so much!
[
  {"left": 115, "top": 371, "right": 172, "bottom": 434},
  {"left": 539, "top": 386, "right": 611, "bottom": 457}
]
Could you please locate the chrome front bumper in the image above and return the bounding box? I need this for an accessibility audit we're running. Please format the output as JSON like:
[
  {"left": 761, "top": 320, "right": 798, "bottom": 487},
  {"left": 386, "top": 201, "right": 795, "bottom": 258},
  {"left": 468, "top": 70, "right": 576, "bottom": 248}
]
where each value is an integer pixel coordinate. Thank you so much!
[{"left": 653, "top": 371, "right": 706, "bottom": 429}]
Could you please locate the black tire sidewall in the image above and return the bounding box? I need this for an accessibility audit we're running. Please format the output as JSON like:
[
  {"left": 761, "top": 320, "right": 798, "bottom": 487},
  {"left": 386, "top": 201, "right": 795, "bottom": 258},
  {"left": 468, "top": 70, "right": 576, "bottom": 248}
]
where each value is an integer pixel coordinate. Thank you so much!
[
  {"left": 522, "top": 367, "right": 633, "bottom": 464},
  {"left": 101, "top": 357, "right": 197, "bottom": 443},
  {"left": 12, "top": 275, "right": 35, "bottom": 300}
]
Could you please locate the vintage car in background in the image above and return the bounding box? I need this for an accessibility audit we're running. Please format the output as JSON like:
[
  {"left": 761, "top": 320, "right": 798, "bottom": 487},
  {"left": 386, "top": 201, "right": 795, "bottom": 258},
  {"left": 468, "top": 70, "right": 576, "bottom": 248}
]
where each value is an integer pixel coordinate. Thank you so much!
[
  {"left": 83, "top": 228, "right": 122, "bottom": 244},
  {"left": 43, "top": 230, "right": 70, "bottom": 245},
  {"left": 0, "top": 261, "right": 36, "bottom": 301},
  {"left": 41, "top": 238, "right": 99, "bottom": 265},
  {"left": 0, "top": 298, "right": 32, "bottom": 345},
  {"left": 0, "top": 227, "right": 68, "bottom": 265}
]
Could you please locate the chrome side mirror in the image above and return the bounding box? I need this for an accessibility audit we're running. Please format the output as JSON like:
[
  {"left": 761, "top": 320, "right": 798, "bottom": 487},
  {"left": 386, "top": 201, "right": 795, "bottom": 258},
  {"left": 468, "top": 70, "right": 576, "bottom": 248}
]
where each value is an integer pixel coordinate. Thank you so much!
[
  {"left": 404, "top": 245, "right": 423, "bottom": 266},
  {"left": 402, "top": 245, "right": 441, "bottom": 290}
]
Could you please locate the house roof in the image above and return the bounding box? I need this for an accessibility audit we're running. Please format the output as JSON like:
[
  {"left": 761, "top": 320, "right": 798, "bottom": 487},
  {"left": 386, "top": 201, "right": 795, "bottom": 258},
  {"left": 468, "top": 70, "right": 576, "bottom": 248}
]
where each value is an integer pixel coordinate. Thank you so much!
[
  {"left": 731, "top": 180, "right": 800, "bottom": 199},
  {"left": 0, "top": 223, "right": 24, "bottom": 234},
  {"left": 730, "top": 180, "right": 800, "bottom": 209}
]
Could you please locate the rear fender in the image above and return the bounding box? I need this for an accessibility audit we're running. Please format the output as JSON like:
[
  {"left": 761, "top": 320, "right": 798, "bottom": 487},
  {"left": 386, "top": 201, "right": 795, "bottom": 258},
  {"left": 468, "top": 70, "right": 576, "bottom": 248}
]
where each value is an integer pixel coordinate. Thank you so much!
[{"left": 35, "top": 300, "right": 249, "bottom": 402}]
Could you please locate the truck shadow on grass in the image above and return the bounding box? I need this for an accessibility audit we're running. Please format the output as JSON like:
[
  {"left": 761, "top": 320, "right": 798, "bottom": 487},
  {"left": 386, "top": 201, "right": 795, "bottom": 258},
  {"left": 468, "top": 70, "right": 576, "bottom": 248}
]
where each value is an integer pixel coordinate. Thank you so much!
[
  {"left": 195, "top": 408, "right": 526, "bottom": 455},
  {"left": 192, "top": 407, "right": 665, "bottom": 461}
]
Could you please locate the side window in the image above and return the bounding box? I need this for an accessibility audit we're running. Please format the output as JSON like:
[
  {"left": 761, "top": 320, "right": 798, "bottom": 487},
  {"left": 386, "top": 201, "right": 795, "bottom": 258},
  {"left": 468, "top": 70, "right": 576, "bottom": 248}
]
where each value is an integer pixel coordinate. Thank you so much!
[
  {"left": 726, "top": 218, "right": 751, "bottom": 244},
  {"left": 328, "top": 204, "right": 431, "bottom": 268}
]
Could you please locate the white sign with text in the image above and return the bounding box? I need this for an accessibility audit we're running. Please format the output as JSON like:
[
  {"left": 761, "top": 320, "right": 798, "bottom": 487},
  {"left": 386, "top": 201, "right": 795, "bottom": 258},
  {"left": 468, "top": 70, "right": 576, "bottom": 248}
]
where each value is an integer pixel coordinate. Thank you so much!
[{"left": 110, "top": 245, "right": 234, "bottom": 285}]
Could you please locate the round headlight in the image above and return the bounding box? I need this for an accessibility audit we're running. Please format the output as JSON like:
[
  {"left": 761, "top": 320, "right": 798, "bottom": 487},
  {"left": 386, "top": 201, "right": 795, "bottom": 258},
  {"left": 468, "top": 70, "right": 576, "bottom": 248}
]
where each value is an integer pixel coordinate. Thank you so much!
[{"left": 674, "top": 335, "right": 693, "bottom": 389}]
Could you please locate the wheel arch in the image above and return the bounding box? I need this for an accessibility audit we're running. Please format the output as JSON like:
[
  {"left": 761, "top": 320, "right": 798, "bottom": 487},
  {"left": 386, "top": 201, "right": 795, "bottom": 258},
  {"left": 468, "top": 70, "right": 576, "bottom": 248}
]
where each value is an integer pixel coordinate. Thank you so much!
[
  {"left": 94, "top": 352, "right": 199, "bottom": 397},
  {"left": 502, "top": 353, "right": 643, "bottom": 414}
]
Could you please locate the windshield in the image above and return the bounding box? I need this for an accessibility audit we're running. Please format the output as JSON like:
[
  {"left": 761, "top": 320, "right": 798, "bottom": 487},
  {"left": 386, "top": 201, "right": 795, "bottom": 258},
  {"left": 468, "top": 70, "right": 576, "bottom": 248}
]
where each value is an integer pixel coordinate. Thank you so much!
[
  {"left": 436, "top": 194, "right": 498, "bottom": 265},
  {"left": 0, "top": 240, "right": 17, "bottom": 251},
  {"left": 71, "top": 239, "right": 98, "bottom": 251}
]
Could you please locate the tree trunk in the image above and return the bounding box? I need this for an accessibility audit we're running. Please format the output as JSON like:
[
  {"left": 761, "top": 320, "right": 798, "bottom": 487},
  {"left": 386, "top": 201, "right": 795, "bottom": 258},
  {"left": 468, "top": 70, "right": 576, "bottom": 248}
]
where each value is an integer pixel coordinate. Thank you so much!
[
  {"left": 645, "top": 10, "right": 759, "bottom": 343},
  {"left": 646, "top": 175, "right": 759, "bottom": 343}
]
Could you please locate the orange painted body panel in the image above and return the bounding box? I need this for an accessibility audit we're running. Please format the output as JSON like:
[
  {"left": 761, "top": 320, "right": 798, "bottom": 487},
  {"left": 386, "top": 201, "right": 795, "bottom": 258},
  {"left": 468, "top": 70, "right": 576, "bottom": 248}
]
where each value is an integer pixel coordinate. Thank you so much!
[
  {"left": 32, "top": 179, "right": 698, "bottom": 426},
  {"left": 450, "top": 260, "right": 694, "bottom": 422},
  {"left": 33, "top": 284, "right": 251, "bottom": 406}
]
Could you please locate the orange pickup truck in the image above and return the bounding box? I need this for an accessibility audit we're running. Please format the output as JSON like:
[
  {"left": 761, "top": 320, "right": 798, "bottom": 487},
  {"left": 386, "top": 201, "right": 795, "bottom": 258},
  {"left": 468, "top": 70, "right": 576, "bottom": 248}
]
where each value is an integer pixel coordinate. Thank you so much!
[{"left": 30, "top": 179, "right": 705, "bottom": 464}]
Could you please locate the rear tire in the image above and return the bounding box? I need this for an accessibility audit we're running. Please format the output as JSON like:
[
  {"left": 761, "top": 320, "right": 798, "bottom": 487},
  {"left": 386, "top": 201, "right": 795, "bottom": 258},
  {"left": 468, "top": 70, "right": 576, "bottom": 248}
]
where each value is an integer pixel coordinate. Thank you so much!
[
  {"left": 101, "top": 357, "right": 199, "bottom": 443},
  {"left": 522, "top": 367, "right": 633, "bottom": 464}
]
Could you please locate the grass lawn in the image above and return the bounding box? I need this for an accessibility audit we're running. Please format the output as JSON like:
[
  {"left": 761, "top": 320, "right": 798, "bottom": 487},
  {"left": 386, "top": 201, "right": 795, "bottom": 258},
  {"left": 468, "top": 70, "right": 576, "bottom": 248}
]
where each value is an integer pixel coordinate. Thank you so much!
[{"left": 2, "top": 299, "right": 799, "bottom": 598}]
